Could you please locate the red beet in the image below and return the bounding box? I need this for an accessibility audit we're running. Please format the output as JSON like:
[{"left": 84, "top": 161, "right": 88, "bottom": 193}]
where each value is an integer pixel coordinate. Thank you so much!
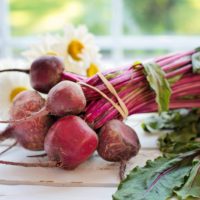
[
  {"left": 0, "top": 81, "right": 86, "bottom": 127},
  {"left": 10, "top": 90, "right": 53, "bottom": 151},
  {"left": 97, "top": 119, "right": 141, "bottom": 179},
  {"left": 44, "top": 115, "right": 98, "bottom": 169},
  {"left": 98, "top": 119, "right": 140, "bottom": 162},
  {"left": 46, "top": 80, "right": 86, "bottom": 116},
  {"left": 0, "top": 56, "right": 86, "bottom": 94},
  {"left": 30, "top": 56, "right": 64, "bottom": 93}
]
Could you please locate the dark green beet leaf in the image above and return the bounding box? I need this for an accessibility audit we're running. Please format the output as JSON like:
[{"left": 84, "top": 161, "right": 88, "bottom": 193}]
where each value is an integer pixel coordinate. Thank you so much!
[
  {"left": 113, "top": 150, "right": 200, "bottom": 200},
  {"left": 175, "top": 160, "right": 200, "bottom": 199}
]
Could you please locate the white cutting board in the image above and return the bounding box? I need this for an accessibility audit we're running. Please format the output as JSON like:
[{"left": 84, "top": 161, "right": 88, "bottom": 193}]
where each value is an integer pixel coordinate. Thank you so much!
[{"left": 0, "top": 113, "right": 161, "bottom": 200}]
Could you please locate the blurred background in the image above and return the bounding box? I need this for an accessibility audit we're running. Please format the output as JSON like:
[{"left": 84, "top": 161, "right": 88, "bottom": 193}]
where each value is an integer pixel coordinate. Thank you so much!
[{"left": 0, "top": 0, "right": 200, "bottom": 65}]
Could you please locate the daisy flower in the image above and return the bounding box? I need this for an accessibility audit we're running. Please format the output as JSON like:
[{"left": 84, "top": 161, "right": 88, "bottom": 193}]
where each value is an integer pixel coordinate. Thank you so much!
[
  {"left": 22, "top": 34, "right": 61, "bottom": 63},
  {"left": 22, "top": 24, "right": 102, "bottom": 76},
  {"left": 0, "top": 72, "right": 31, "bottom": 120},
  {"left": 55, "top": 24, "right": 101, "bottom": 76},
  {"left": 85, "top": 49, "right": 101, "bottom": 77}
]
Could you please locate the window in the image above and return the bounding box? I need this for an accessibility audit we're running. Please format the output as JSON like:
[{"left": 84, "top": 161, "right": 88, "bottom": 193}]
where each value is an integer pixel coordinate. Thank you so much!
[{"left": 1, "top": 0, "right": 200, "bottom": 64}]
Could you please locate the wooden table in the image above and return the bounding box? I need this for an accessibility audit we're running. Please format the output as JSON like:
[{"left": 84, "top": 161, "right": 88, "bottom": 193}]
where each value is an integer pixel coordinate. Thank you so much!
[{"left": 0, "top": 114, "right": 160, "bottom": 200}]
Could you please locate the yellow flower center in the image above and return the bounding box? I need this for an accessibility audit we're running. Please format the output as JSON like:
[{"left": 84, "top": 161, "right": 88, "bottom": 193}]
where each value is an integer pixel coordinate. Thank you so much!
[
  {"left": 67, "top": 40, "right": 84, "bottom": 61},
  {"left": 10, "top": 87, "right": 27, "bottom": 102},
  {"left": 46, "top": 51, "right": 58, "bottom": 56},
  {"left": 87, "top": 63, "right": 99, "bottom": 77}
]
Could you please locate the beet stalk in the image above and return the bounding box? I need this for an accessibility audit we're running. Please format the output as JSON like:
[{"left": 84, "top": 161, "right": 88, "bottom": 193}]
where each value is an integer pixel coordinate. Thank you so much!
[
  {"left": 83, "top": 48, "right": 200, "bottom": 129},
  {"left": 1, "top": 48, "right": 200, "bottom": 130}
]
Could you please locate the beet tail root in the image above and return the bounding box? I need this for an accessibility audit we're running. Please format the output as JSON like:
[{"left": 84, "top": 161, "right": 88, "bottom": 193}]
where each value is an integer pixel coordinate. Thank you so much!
[
  {"left": 119, "top": 160, "right": 127, "bottom": 181},
  {"left": 27, "top": 153, "right": 47, "bottom": 158},
  {"left": 0, "top": 69, "right": 30, "bottom": 74},
  {"left": 0, "top": 141, "right": 17, "bottom": 156},
  {"left": 0, "top": 160, "right": 61, "bottom": 168},
  {"left": 0, "top": 107, "right": 49, "bottom": 125}
]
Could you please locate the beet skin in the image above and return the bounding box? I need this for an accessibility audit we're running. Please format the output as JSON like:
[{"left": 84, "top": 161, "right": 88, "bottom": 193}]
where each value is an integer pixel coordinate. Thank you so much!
[
  {"left": 10, "top": 90, "right": 53, "bottom": 151},
  {"left": 44, "top": 115, "right": 98, "bottom": 169},
  {"left": 30, "top": 56, "right": 64, "bottom": 93},
  {"left": 97, "top": 119, "right": 141, "bottom": 162},
  {"left": 46, "top": 81, "right": 86, "bottom": 116}
]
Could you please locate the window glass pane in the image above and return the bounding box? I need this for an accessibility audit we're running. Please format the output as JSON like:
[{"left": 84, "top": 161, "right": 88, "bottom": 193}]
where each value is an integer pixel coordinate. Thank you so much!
[
  {"left": 124, "top": 0, "right": 200, "bottom": 35},
  {"left": 9, "top": 0, "right": 111, "bottom": 36},
  {"left": 123, "top": 49, "right": 169, "bottom": 61}
]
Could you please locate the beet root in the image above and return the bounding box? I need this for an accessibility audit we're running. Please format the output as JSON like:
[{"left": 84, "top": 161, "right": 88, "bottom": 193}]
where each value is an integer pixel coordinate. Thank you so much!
[
  {"left": 10, "top": 90, "right": 53, "bottom": 151},
  {"left": 46, "top": 81, "right": 86, "bottom": 116},
  {"left": 44, "top": 115, "right": 98, "bottom": 169},
  {"left": 30, "top": 56, "right": 64, "bottom": 93},
  {"left": 97, "top": 120, "right": 140, "bottom": 162},
  {"left": 97, "top": 119, "right": 141, "bottom": 179},
  {"left": 0, "top": 56, "right": 64, "bottom": 94},
  {"left": 0, "top": 80, "right": 86, "bottom": 125}
]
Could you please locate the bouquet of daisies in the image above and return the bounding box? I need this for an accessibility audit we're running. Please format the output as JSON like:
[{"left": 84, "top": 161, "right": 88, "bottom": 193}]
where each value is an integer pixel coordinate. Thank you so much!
[{"left": 0, "top": 24, "right": 102, "bottom": 120}]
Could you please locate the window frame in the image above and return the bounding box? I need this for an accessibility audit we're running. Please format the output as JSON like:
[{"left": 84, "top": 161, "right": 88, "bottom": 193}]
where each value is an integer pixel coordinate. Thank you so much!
[{"left": 1, "top": 0, "right": 200, "bottom": 63}]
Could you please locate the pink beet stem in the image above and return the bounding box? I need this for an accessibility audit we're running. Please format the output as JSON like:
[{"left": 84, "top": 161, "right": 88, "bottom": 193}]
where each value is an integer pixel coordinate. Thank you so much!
[{"left": 82, "top": 48, "right": 200, "bottom": 129}]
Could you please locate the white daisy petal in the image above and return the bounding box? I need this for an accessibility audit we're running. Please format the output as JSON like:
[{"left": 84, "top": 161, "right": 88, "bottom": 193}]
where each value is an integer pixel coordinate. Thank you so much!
[
  {"left": 22, "top": 24, "right": 102, "bottom": 76},
  {"left": 0, "top": 58, "right": 28, "bottom": 70},
  {"left": 22, "top": 34, "right": 62, "bottom": 63}
]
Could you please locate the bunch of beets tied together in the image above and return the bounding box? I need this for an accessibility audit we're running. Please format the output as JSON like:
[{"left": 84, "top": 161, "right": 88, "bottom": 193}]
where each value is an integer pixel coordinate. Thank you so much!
[
  {"left": 0, "top": 47, "right": 200, "bottom": 179},
  {"left": 0, "top": 56, "right": 141, "bottom": 179}
]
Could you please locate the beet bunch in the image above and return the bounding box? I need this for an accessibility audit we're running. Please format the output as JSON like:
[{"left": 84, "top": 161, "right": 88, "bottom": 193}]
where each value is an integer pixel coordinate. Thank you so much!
[
  {"left": 0, "top": 56, "right": 141, "bottom": 179},
  {"left": 2, "top": 47, "right": 198, "bottom": 177}
]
